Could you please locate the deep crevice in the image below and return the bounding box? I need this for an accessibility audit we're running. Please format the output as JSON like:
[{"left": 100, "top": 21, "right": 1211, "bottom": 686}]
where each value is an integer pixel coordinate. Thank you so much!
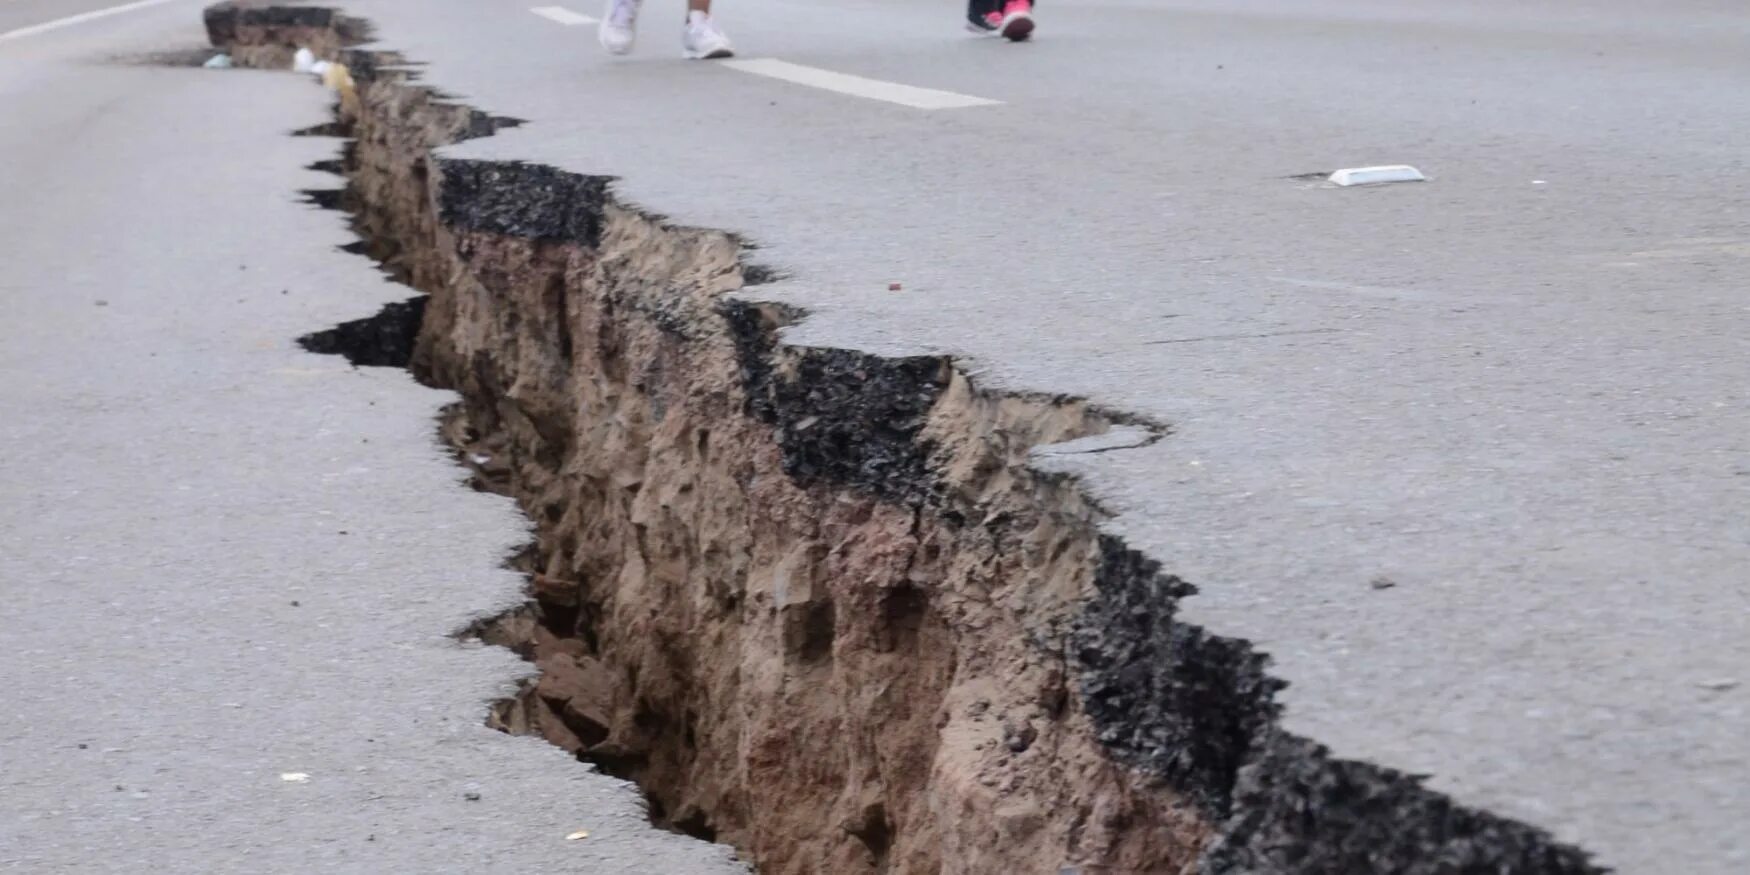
[{"left": 208, "top": 5, "right": 1608, "bottom": 874}]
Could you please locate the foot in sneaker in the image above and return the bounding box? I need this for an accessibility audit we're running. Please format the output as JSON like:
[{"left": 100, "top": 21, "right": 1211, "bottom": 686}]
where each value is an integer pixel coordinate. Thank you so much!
[
  {"left": 965, "top": 7, "right": 1001, "bottom": 34},
  {"left": 683, "top": 10, "right": 734, "bottom": 59},
  {"left": 599, "top": 0, "right": 640, "bottom": 54},
  {"left": 999, "top": 0, "right": 1034, "bottom": 41}
]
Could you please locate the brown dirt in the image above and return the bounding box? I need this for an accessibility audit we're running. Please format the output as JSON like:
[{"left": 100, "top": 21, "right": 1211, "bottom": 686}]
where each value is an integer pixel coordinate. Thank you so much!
[
  {"left": 434, "top": 211, "right": 1207, "bottom": 873},
  {"left": 204, "top": 6, "right": 1617, "bottom": 875},
  {"left": 257, "top": 19, "right": 1212, "bottom": 875}
]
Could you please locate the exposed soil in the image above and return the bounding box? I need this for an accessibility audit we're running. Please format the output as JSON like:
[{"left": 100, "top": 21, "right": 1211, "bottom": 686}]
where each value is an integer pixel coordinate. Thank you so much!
[{"left": 204, "top": 4, "right": 1609, "bottom": 873}]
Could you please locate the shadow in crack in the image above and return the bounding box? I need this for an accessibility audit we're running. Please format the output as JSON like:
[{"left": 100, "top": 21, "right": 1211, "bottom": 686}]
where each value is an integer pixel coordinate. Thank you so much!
[{"left": 297, "top": 297, "right": 428, "bottom": 368}]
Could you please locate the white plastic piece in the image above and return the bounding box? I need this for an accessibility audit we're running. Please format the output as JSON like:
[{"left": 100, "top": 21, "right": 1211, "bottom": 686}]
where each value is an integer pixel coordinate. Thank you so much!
[
  {"left": 1328, "top": 165, "right": 1426, "bottom": 187},
  {"left": 202, "top": 53, "right": 232, "bottom": 69},
  {"left": 291, "top": 47, "right": 316, "bottom": 72}
]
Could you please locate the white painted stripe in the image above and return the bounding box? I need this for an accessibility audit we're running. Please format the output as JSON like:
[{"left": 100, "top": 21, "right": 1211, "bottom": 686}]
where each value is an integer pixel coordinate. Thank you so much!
[
  {"left": 530, "top": 5, "right": 597, "bottom": 26},
  {"left": 0, "top": 0, "right": 185, "bottom": 42},
  {"left": 722, "top": 58, "right": 1000, "bottom": 110}
]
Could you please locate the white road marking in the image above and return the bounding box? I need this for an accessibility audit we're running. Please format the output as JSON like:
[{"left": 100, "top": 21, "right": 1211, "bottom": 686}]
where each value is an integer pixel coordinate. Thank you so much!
[
  {"left": 530, "top": 6, "right": 597, "bottom": 26},
  {"left": 722, "top": 58, "right": 1000, "bottom": 110},
  {"left": 0, "top": 0, "right": 185, "bottom": 42}
]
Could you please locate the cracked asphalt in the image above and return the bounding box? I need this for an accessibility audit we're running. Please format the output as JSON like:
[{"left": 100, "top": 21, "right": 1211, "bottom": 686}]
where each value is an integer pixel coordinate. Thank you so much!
[
  {"left": 3, "top": 0, "right": 1747, "bottom": 872},
  {"left": 0, "top": 14, "right": 740, "bottom": 874}
]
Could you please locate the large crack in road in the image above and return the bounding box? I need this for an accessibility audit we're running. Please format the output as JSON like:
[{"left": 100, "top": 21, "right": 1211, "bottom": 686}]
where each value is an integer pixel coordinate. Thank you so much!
[{"left": 203, "top": 3, "right": 1607, "bottom": 872}]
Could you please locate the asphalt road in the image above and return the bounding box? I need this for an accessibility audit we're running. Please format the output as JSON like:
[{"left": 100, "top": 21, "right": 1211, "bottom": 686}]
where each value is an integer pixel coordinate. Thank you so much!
[
  {"left": 0, "top": 10, "right": 741, "bottom": 874},
  {"left": 4, "top": 0, "right": 1747, "bottom": 873}
]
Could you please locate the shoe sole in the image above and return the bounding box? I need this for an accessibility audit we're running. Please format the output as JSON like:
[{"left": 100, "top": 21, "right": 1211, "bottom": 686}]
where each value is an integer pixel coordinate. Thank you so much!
[
  {"left": 1000, "top": 12, "right": 1034, "bottom": 40},
  {"left": 684, "top": 47, "right": 735, "bottom": 59}
]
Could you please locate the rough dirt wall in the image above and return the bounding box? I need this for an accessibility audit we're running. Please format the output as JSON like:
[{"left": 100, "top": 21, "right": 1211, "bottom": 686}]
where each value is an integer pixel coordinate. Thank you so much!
[
  {"left": 206, "top": 4, "right": 1609, "bottom": 873},
  {"left": 426, "top": 164, "right": 1207, "bottom": 875}
]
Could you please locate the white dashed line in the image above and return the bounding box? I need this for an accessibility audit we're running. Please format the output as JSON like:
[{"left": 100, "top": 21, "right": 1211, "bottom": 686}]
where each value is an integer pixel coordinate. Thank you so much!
[
  {"left": 529, "top": 5, "right": 597, "bottom": 26},
  {"left": 0, "top": 0, "right": 185, "bottom": 43},
  {"left": 721, "top": 58, "right": 1000, "bottom": 110}
]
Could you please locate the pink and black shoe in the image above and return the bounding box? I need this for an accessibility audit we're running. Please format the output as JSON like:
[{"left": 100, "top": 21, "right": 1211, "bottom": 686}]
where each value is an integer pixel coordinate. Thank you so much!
[
  {"left": 999, "top": 0, "right": 1034, "bottom": 41},
  {"left": 965, "top": 2, "right": 1001, "bottom": 34}
]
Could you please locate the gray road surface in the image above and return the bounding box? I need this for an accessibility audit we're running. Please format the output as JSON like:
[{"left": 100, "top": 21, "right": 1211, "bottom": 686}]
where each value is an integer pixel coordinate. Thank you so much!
[
  {"left": 0, "top": 11, "right": 741, "bottom": 874},
  {"left": 322, "top": 0, "right": 1748, "bottom": 871},
  {"left": 3, "top": 0, "right": 1747, "bottom": 872}
]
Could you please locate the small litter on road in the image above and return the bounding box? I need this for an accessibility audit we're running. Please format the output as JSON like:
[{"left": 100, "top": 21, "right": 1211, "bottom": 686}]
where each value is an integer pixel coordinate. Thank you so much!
[
  {"left": 320, "top": 63, "right": 358, "bottom": 113},
  {"left": 1328, "top": 165, "right": 1426, "bottom": 186},
  {"left": 279, "top": 772, "right": 311, "bottom": 783},
  {"left": 1369, "top": 576, "right": 1397, "bottom": 590},
  {"left": 565, "top": 829, "right": 590, "bottom": 841},
  {"left": 888, "top": 282, "right": 903, "bottom": 291},
  {"left": 321, "top": 63, "right": 353, "bottom": 91},
  {"left": 1698, "top": 678, "right": 1739, "bottom": 692},
  {"left": 202, "top": 54, "right": 232, "bottom": 69},
  {"left": 291, "top": 47, "right": 316, "bottom": 73}
]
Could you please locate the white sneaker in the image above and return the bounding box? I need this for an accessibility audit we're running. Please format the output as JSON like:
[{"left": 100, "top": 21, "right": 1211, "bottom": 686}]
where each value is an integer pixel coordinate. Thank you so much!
[
  {"left": 682, "top": 11, "right": 734, "bottom": 59},
  {"left": 599, "top": 0, "right": 640, "bottom": 55}
]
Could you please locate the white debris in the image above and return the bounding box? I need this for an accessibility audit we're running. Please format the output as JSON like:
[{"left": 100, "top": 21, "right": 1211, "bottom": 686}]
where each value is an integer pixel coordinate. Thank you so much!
[
  {"left": 291, "top": 47, "right": 317, "bottom": 73},
  {"left": 202, "top": 54, "right": 233, "bottom": 69},
  {"left": 321, "top": 62, "right": 357, "bottom": 96},
  {"left": 279, "top": 772, "right": 311, "bottom": 783},
  {"left": 1328, "top": 165, "right": 1426, "bottom": 187}
]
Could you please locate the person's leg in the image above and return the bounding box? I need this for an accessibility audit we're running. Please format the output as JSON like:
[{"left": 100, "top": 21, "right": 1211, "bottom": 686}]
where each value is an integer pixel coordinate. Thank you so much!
[
  {"left": 600, "top": 0, "right": 733, "bottom": 58},
  {"left": 682, "top": 0, "right": 734, "bottom": 59}
]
